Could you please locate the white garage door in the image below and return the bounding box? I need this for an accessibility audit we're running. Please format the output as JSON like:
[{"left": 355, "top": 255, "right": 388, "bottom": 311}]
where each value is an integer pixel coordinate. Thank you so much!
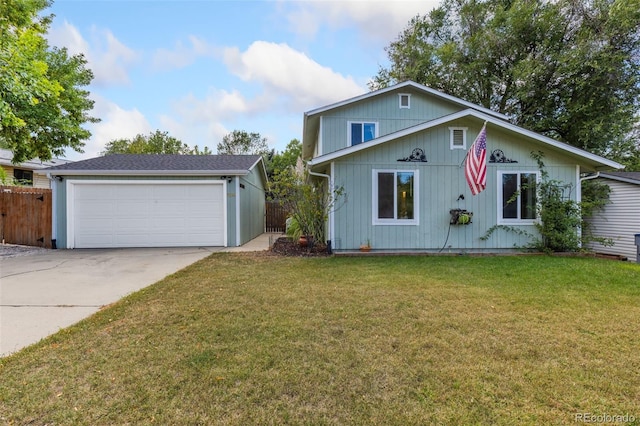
[{"left": 69, "top": 181, "right": 226, "bottom": 248}]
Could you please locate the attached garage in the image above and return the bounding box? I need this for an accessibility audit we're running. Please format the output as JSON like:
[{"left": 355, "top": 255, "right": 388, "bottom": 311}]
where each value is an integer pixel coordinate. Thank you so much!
[{"left": 40, "top": 154, "right": 267, "bottom": 249}]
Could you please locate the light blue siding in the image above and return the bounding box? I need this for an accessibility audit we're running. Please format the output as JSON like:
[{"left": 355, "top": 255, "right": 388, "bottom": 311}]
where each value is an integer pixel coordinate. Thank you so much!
[
  {"left": 239, "top": 167, "right": 266, "bottom": 245},
  {"left": 320, "top": 89, "right": 461, "bottom": 155},
  {"left": 329, "top": 122, "right": 580, "bottom": 251}
]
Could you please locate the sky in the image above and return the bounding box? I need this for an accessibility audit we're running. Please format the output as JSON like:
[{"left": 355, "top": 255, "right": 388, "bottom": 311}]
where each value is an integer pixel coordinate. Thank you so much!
[{"left": 45, "top": 0, "right": 440, "bottom": 160}]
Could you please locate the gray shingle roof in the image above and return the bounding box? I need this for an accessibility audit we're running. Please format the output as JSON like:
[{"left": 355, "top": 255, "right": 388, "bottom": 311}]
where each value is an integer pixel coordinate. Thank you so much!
[
  {"left": 43, "top": 154, "right": 262, "bottom": 173},
  {"left": 600, "top": 171, "right": 640, "bottom": 184}
]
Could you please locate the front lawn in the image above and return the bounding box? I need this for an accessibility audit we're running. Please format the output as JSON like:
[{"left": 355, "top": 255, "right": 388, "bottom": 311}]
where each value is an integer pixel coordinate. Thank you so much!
[{"left": 1, "top": 254, "right": 639, "bottom": 425}]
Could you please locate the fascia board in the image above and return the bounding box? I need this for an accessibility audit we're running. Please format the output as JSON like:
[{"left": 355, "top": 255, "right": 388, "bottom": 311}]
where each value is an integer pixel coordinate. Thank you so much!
[
  {"left": 248, "top": 156, "right": 269, "bottom": 186},
  {"left": 36, "top": 169, "right": 251, "bottom": 176}
]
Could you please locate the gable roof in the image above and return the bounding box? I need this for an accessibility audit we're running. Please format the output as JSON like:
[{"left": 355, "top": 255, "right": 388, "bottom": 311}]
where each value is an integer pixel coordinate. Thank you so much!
[
  {"left": 308, "top": 109, "right": 623, "bottom": 171},
  {"left": 303, "top": 81, "right": 509, "bottom": 159},
  {"left": 40, "top": 154, "right": 265, "bottom": 177},
  {"left": 0, "top": 148, "right": 73, "bottom": 169},
  {"left": 599, "top": 171, "right": 640, "bottom": 185}
]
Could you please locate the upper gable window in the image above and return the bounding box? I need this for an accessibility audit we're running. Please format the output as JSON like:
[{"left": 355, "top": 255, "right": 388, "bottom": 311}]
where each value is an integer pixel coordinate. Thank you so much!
[
  {"left": 449, "top": 127, "right": 467, "bottom": 150},
  {"left": 399, "top": 93, "right": 411, "bottom": 109},
  {"left": 349, "top": 121, "right": 378, "bottom": 146}
]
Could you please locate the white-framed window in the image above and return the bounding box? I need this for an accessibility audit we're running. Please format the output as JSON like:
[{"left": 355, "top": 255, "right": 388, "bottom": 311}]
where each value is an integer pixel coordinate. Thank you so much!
[
  {"left": 449, "top": 127, "right": 467, "bottom": 149},
  {"left": 399, "top": 93, "right": 411, "bottom": 109},
  {"left": 373, "top": 169, "right": 419, "bottom": 225},
  {"left": 349, "top": 121, "right": 378, "bottom": 146},
  {"left": 497, "top": 171, "right": 540, "bottom": 224}
]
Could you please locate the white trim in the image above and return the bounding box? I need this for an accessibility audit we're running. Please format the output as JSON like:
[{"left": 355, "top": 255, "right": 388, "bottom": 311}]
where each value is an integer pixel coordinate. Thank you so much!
[
  {"left": 50, "top": 176, "right": 57, "bottom": 241},
  {"left": 65, "top": 179, "right": 227, "bottom": 249},
  {"left": 576, "top": 165, "right": 582, "bottom": 246},
  {"left": 372, "top": 169, "right": 419, "bottom": 226},
  {"left": 398, "top": 93, "right": 411, "bottom": 109},
  {"left": 497, "top": 171, "right": 540, "bottom": 225},
  {"left": 309, "top": 109, "right": 623, "bottom": 170},
  {"left": 46, "top": 169, "right": 250, "bottom": 177},
  {"left": 330, "top": 162, "right": 335, "bottom": 245},
  {"left": 449, "top": 127, "right": 467, "bottom": 150},
  {"left": 318, "top": 116, "right": 323, "bottom": 156},
  {"left": 348, "top": 121, "right": 379, "bottom": 146},
  {"left": 235, "top": 177, "right": 241, "bottom": 246}
]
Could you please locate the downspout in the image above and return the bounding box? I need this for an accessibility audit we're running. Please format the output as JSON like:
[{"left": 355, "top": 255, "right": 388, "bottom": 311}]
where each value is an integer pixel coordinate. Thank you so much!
[
  {"left": 46, "top": 172, "right": 57, "bottom": 249},
  {"left": 580, "top": 171, "right": 600, "bottom": 183},
  {"left": 308, "top": 169, "right": 333, "bottom": 247}
]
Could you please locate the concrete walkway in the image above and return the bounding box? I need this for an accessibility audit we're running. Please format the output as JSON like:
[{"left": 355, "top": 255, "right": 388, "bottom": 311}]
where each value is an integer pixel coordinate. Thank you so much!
[{"left": 0, "top": 233, "right": 282, "bottom": 357}]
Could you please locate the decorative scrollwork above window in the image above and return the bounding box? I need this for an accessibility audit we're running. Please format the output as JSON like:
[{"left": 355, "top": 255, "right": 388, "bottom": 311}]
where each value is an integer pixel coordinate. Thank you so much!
[
  {"left": 489, "top": 149, "right": 518, "bottom": 163},
  {"left": 397, "top": 148, "right": 428, "bottom": 162}
]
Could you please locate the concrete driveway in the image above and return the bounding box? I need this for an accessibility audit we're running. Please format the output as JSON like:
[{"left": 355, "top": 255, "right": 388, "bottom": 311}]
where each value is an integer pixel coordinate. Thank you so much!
[{"left": 0, "top": 246, "right": 223, "bottom": 357}]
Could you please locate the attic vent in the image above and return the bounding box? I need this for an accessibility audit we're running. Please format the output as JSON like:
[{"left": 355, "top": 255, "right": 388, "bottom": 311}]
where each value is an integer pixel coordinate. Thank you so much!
[{"left": 449, "top": 127, "right": 467, "bottom": 150}]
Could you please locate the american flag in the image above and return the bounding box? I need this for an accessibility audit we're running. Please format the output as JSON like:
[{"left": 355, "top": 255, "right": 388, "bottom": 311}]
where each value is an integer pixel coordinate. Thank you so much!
[{"left": 465, "top": 124, "right": 487, "bottom": 196}]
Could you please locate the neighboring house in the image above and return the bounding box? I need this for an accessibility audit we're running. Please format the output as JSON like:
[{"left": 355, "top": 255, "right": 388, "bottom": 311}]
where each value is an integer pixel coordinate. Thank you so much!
[
  {"left": 38, "top": 154, "right": 267, "bottom": 249},
  {"left": 586, "top": 172, "right": 640, "bottom": 261},
  {"left": 303, "top": 81, "right": 622, "bottom": 252},
  {"left": 0, "top": 148, "right": 74, "bottom": 188}
]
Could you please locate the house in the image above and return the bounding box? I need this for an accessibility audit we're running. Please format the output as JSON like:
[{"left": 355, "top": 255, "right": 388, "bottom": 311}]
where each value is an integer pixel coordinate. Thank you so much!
[
  {"left": 0, "top": 148, "right": 74, "bottom": 188},
  {"left": 585, "top": 172, "right": 640, "bottom": 261},
  {"left": 39, "top": 154, "right": 267, "bottom": 249},
  {"left": 302, "top": 81, "right": 622, "bottom": 252}
]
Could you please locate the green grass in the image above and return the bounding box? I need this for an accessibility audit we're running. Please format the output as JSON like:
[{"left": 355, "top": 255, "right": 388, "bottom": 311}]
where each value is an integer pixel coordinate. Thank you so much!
[{"left": 1, "top": 254, "right": 639, "bottom": 425}]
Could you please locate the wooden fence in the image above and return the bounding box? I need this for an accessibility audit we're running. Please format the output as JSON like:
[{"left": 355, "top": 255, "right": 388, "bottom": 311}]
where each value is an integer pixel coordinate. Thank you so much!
[
  {"left": 266, "top": 200, "right": 288, "bottom": 233},
  {"left": 0, "top": 186, "right": 52, "bottom": 248}
]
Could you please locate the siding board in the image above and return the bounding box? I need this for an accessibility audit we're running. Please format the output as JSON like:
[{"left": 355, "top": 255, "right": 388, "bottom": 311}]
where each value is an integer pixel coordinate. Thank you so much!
[{"left": 587, "top": 179, "right": 639, "bottom": 260}]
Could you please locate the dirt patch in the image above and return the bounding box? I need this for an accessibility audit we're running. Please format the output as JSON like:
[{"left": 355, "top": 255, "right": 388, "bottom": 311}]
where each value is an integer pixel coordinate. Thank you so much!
[
  {"left": 270, "top": 237, "right": 330, "bottom": 257},
  {"left": 0, "top": 244, "right": 49, "bottom": 258}
]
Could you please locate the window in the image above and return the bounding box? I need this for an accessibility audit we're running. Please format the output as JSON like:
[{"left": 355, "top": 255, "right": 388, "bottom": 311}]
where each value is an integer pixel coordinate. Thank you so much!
[
  {"left": 373, "top": 170, "right": 418, "bottom": 225},
  {"left": 13, "top": 169, "right": 33, "bottom": 186},
  {"left": 399, "top": 93, "right": 411, "bottom": 109},
  {"left": 449, "top": 127, "right": 467, "bottom": 149},
  {"left": 498, "top": 171, "right": 539, "bottom": 224},
  {"left": 349, "top": 121, "right": 377, "bottom": 146}
]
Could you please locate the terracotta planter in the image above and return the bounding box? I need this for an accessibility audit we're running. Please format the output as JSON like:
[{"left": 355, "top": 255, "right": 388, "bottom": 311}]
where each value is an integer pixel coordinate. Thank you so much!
[
  {"left": 359, "top": 246, "right": 371, "bottom": 252},
  {"left": 299, "top": 236, "right": 309, "bottom": 247}
]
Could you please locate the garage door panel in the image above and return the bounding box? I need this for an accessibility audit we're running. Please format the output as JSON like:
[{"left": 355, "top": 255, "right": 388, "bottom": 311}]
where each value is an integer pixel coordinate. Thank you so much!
[{"left": 72, "top": 182, "right": 225, "bottom": 248}]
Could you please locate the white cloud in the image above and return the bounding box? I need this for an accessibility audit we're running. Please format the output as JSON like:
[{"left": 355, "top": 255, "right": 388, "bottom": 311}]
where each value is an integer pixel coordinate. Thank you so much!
[
  {"left": 222, "top": 41, "right": 364, "bottom": 109},
  {"left": 66, "top": 95, "right": 152, "bottom": 160},
  {"left": 152, "top": 35, "right": 217, "bottom": 71},
  {"left": 282, "top": 0, "right": 440, "bottom": 42},
  {"left": 173, "top": 88, "right": 267, "bottom": 124},
  {"left": 47, "top": 21, "right": 138, "bottom": 86}
]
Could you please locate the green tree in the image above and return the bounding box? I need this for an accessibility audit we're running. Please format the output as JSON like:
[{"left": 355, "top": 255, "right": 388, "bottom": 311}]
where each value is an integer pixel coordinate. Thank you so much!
[
  {"left": 0, "top": 0, "right": 98, "bottom": 163},
  {"left": 606, "top": 124, "right": 640, "bottom": 171},
  {"left": 373, "top": 0, "right": 640, "bottom": 155},
  {"left": 270, "top": 139, "right": 302, "bottom": 176},
  {"left": 102, "top": 130, "right": 211, "bottom": 155},
  {"left": 216, "top": 130, "right": 270, "bottom": 156}
]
